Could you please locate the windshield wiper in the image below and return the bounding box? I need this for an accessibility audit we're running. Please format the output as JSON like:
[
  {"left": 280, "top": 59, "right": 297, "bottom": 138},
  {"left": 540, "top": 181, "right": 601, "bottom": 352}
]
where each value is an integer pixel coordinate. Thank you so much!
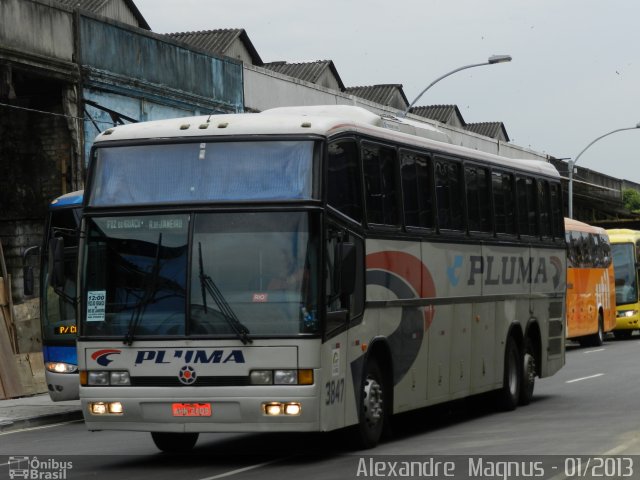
[
  {"left": 198, "top": 242, "right": 252, "bottom": 345},
  {"left": 124, "top": 233, "right": 163, "bottom": 345}
]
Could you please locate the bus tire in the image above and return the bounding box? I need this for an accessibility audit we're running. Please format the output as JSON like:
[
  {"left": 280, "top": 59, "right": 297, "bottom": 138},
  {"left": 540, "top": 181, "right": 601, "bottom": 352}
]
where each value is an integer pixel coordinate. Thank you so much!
[
  {"left": 151, "top": 432, "right": 199, "bottom": 453},
  {"left": 589, "top": 313, "right": 604, "bottom": 347},
  {"left": 354, "top": 360, "right": 386, "bottom": 449},
  {"left": 497, "top": 335, "right": 521, "bottom": 411},
  {"left": 519, "top": 338, "right": 536, "bottom": 406}
]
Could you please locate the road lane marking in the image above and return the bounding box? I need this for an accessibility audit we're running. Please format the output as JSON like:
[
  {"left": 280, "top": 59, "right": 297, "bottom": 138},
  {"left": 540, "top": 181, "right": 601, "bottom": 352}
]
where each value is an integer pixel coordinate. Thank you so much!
[
  {"left": 197, "top": 457, "right": 288, "bottom": 480},
  {"left": 566, "top": 373, "right": 604, "bottom": 383},
  {"left": 583, "top": 348, "right": 605, "bottom": 353}
]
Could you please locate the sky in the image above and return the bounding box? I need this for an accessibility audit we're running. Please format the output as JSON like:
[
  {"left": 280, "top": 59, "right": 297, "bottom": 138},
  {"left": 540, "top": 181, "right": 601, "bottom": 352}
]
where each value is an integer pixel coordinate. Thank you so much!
[{"left": 134, "top": 0, "right": 640, "bottom": 182}]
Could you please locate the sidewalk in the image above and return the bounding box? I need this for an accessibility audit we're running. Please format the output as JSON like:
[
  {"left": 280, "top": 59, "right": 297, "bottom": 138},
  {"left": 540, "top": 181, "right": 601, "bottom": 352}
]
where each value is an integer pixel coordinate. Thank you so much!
[{"left": 0, "top": 394, "right": 82, "bottom": 433}]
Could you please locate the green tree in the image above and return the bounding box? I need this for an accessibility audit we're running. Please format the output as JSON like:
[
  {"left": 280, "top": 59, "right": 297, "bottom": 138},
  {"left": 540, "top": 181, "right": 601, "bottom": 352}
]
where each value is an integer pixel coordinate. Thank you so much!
[{"left": 623, "top": 188, "right": 640, "bottom": 212}]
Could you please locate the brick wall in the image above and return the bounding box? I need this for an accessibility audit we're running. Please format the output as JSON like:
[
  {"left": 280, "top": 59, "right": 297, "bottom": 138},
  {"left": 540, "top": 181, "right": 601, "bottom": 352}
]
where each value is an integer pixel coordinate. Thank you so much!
[{"left": 0, "top": 91, "right": 72, "bottom": 304}]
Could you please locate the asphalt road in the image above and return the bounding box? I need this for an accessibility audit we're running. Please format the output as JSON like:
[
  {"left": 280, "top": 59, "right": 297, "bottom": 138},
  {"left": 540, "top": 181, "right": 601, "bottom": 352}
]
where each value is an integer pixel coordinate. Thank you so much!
[{"left": 2, "top": 334, "right": 640, "bottom": 480}]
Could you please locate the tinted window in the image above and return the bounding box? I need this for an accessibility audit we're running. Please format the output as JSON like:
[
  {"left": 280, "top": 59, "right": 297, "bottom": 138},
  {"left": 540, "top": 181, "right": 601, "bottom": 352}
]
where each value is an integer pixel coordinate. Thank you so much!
[
  {"left": 435, "top": 158, "right": 464, "bottom": 231},
  {"left": 538, "top": 180, "right": 552, "bottom": 238},
  {"left": 400, "top": 150, "right": 433, "bottom": 229},
  {"left": 327, "top": 140, "right": 363, "bottom": 222},
  {"left": 492, "top": 171, "right": 516, "bottom": 234},
  {"left": 465, "top": 165, "right": 492, "bottom": 233},
  {"left": 362, "top": 142, "right": 399, "bottom": 226},
  {"left": 90, "top": 141, "right": 316, "bottom": 206},
  {"left": 550, "top": 182, "right": 564, "bottom": 239},
  {"left": 517, "top": 176, "right": 538, "bottom": 236}
]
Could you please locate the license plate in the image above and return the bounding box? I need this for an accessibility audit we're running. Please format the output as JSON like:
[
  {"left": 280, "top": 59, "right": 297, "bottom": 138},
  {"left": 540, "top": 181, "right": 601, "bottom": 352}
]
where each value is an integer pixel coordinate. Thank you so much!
[{"left": 172, "top": 403, "right": 212, "bottom": 417}]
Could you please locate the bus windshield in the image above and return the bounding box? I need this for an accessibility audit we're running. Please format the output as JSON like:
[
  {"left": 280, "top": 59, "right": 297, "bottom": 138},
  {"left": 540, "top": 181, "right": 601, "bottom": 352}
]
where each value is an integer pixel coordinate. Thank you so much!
[
  {"left": 612, "top": 242, "right": 638, "bottom": 305},
  {"left": 88, "top": 141, "right": 317, "bottom": 207},
  {"left": 81, "top": 211, "right": 320, "bottom": 338}
]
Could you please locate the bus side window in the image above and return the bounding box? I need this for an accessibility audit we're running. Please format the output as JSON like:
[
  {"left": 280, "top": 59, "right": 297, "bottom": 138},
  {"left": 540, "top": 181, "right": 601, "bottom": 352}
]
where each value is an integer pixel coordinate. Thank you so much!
[
  {"left": 549, "top": 182, "right": 564, "bottom": 240},
  {"left": 516, "top": 176, "right": 538, "bottom": 237},
  {"left": 327, "top": 140, "right": 363, "bottom": 223},
  {"left": 362, "top": 142, "right": 399, "bottom": 227},
  {"left": 591, "top": 233, "right": 600, "bottom": 268},
  {"left": 492, "top": 171, "right": 516, "bottom": 235},
  {"left": 465, "top": 165, "right": 492, "bottom": 233},
  {"left": 538, "top": 180, "right": 552, "bottom": 238},
  {"left": 577, "top": 233, "right": 587, "bottom": 268},
  {"left": 601, "top": 235, "right": 611, "bottom": 267},
  {"left": 566, "top": 231, "right": 576, "bottom": 268},
  {"left": 435, "top": 157, "right": 464, "bottom": 231},
  {"left": 400, "top": 150, "right": 433, "bottom": 229}
]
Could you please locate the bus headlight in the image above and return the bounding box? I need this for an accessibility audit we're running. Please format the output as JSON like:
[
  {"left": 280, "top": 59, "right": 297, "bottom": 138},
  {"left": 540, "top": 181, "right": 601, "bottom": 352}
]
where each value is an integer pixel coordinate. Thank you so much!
[
  {"left": 110, "top": 371, "right": 131, "bottom": 386},
  {"left": 617, "top": 310, "right": 638, "bottom": 318},
  {"left": 263, "top": 402, "right": 282, "bottom": 415},
  {"left": 84, "top": 370, "right": 131, "bottom": 386},
  {"left": 89, "top": 402, "right": 107, "bottom": 415},
  {"left": 250, "top": 370, "right": 273, "bottom": 385},
  {"left": 284, "top": 403, "right": 301, "bottom": 415},
  {"left": 262, "top": 402, "right": 302, "bottom": 416},
  {"left": 250, "top": 369, "right": 314, "bottom": 385},
  {"left": 274, "top": 370, "right": 297, "bottom": 385},
  {"left": 88, "top": 371, "right": 110, "bottom": 386},
  {"left": 108, "top": 402, "right": 124, "bottom": 414},
  {"left": 89, "top": 401, "right": 125, "bottom": 415},
  {"left": 45, "top": 362, "right": 78, "bottom": 374}
]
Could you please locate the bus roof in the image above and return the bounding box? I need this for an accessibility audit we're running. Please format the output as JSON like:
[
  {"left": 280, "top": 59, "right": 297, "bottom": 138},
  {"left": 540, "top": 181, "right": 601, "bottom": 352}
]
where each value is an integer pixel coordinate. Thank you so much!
[
  {"left": 50, "top": 190, "right": 83, "bottom": 208},
  {"left": 93, "top": 105, "right": 559, "bottom": 179},
  {"left": 564, "top": 217, "right": 608, "bottom": 236},
  {"left": 606, "top": 228, "right": 640, "bottom": 243}
]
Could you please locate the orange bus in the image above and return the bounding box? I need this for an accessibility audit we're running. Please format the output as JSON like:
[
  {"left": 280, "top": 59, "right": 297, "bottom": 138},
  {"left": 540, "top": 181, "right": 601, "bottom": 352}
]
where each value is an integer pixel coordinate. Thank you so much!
[{"left": 565, "top": 218, "right": 616, "bottom": 346}]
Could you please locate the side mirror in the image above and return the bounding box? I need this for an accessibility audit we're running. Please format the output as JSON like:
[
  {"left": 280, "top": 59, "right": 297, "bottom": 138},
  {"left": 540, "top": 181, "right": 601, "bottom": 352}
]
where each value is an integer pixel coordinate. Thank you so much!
[
  {"left": 49, "top": 236, "right": 65, "bottom": 290},
  {"left": 22, "top": 245, "right": 40, "bottom": 296},
  {"left": 334, "top": 242, "right": 356, "bottom": 296}
]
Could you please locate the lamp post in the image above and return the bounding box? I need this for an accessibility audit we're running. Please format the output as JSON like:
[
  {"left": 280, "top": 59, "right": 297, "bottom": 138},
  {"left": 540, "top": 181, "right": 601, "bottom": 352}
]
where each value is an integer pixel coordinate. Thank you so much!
[
  {"left": 567, "top": 122, "right": 640, "bottom": 218},
  {"left": 399, "top": 55, "right": 512, "bottom": 118}
]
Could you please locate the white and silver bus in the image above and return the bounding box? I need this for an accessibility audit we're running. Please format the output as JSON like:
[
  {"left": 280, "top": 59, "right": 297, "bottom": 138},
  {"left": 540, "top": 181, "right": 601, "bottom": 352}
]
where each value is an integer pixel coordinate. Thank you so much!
[{"left": 77, "top": 105, "right": 566, "bottom": 451}]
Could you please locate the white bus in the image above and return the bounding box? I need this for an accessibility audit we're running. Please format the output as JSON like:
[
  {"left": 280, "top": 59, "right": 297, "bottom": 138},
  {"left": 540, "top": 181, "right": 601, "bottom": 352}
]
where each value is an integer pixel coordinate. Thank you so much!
[{"left": 76, "top": 105, "right": 566, "bottom": 451}]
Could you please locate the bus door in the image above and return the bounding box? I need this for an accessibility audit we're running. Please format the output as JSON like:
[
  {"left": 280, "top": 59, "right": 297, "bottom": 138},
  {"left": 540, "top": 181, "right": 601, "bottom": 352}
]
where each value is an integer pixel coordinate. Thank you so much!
[{"left": 321, "top": 222, "right": 363, "bottom": 432}]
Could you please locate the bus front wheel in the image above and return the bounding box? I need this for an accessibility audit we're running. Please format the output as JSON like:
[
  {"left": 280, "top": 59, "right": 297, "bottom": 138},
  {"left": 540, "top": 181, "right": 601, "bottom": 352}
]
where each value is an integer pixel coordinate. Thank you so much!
[
  {"left": 354, "top": 360, "right": 387, "bottom": 449},
  {"left": 151, "top": 432, "right": 199, "bottom": 453}
]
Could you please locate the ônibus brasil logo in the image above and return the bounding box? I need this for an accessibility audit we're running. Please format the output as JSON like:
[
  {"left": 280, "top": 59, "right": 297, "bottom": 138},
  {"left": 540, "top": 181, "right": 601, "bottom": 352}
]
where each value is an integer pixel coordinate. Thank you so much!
[{"left": 91, "top": 349, "right": 122, "bottom": 366}]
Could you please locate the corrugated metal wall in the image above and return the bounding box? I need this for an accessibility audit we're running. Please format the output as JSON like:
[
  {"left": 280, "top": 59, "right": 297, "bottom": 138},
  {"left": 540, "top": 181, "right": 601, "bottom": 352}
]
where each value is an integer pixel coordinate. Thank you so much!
[
  {"left": 79, "top": 15, "right": 243, "bottom": 107},
  {"left": 78, "top": 13, "right": 244, "bottom": 163}
]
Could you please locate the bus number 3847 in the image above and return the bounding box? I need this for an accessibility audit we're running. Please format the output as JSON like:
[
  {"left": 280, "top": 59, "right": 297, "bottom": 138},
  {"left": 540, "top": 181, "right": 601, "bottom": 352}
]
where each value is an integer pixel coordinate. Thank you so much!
[{"left": 325, "top": 379, "right": 345, "bottom": 405}]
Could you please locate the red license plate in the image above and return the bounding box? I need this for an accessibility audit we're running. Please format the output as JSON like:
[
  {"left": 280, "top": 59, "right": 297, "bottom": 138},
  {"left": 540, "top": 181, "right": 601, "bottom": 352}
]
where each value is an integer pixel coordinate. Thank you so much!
[{"left": 172, "top": 403, "right": 212, "bottom": 417}]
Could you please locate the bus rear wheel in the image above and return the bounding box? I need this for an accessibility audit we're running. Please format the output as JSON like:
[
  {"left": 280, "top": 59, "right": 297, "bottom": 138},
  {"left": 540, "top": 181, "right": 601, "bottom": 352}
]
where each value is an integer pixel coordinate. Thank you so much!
[
  {"left": 580, "top": 313, "right": 604, "bottom": 347},
  {"left": 497, "top": 335, "right": 521, "bottom": 411},
  {"left": 353, "top": 360, "right": 387, "bottom": 449},
  {"left": 151, "top": 432, "right": 199, "bottom": 453},
  {"left": 519, "top": 338, "right": 536, "bottom": 405}
]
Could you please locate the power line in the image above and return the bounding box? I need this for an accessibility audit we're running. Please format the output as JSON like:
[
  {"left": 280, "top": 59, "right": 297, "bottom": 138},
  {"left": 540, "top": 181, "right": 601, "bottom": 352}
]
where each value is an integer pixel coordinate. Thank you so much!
[{"left": 0, "top": 100, "right": 118, "bottom": 125}]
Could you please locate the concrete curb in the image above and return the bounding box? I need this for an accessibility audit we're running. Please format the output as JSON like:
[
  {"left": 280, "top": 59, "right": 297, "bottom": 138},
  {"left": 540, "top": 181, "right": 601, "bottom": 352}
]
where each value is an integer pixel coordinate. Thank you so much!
[{"left": 0, "top": 410, "right": 84, "bottom": 433}]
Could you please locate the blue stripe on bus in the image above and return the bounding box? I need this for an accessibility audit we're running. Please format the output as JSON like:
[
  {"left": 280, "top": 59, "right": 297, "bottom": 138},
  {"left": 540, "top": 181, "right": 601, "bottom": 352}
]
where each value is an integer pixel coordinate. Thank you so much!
[
  {"left": 50, "top": 190, "right": 83, "bottom": 208},
  {"left": 43, "top": 345, "right": 77, "bottom": 365}
]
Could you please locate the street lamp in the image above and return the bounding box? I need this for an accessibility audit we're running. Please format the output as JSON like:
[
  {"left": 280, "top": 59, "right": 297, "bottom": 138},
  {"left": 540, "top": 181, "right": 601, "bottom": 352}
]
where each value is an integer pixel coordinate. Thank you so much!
[
  {"left": 567, "top": 122, "right": 640, "bottom": 218},
  {"left": 399, "top": 55, "right": 512, "bottom": 118}
]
